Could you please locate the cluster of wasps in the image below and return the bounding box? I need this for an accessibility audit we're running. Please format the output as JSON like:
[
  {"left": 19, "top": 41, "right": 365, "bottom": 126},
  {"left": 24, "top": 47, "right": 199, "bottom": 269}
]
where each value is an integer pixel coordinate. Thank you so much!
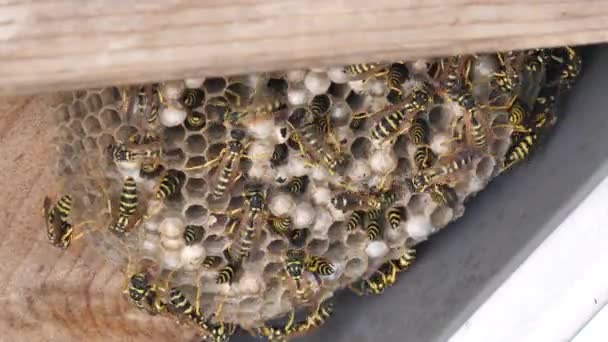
[
  {"left": 43, "top": 45, "right": 580, "bottom": 341},
  {"left": 346, "top": 46, "right": 580, "bottom": 206}
]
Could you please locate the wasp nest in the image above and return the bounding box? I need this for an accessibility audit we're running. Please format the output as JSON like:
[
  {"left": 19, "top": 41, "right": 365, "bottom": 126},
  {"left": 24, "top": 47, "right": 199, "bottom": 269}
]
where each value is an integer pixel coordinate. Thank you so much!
[{"left": 49, "top": 47, "right": 580, "bottom": 340}]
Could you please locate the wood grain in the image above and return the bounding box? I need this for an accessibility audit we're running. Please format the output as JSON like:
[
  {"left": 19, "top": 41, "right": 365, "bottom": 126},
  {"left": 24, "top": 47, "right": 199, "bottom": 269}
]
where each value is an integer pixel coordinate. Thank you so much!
[
  {"left": 0, "top": 95, "right": 193, "bottom": 342},
  {"left": 1, "top": 0, "right": 608, "bottom": 95}
]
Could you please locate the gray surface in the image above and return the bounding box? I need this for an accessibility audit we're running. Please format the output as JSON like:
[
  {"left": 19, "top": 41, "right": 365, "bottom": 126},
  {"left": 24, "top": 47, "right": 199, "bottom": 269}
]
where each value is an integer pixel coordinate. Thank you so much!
[{"left": 236, "top": 45, "right": 608, "bottom": 342}]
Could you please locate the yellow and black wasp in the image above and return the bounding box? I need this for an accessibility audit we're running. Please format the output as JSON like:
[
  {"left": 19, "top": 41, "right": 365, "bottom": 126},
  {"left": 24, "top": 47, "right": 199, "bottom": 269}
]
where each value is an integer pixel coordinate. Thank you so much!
[
  {"left": 270, "top": 143, "right": 289, "bottom": 168},
  {"left": 185, "top": 111, "right": 207, "bottom": 131},
  {"left": 490, "top": 52, "right": 521, "bottom": 94},
  {"left": 284, "top": 249, "right": 335, "bottom": 288},
  {"left": 217, "top": 188, "right": 266, "bottom": 284},
  {"left": 256, "top": 311, "right": 297, "bottom": 342},
  {"left": 288, "top": 115, "right": 340, "bottom": 174},
  {"left": 524, "top": 48, "right": 551, "bottom": 73},
  {"left": 546, "top": 46, "right": 582, "bottom": 92},
  {"left": 293, "top": 300, "right": 335, "bottom": 335},
  {"left": 386, "top": 206, "right": 406, "bottom": 229},
  {"left": 386, "top": 62, "right": 410, "bottom": 102},
  {"left": 183, "top": 225, "right": 205, "bottom": 246},
  {"left": 345, "top": 62, "right": 389, "bottom": 80},
  {"left": 126, "top": 271, "right": 167, "bottom": 316},
  {"left": 413, "top": 145, "right": 437, "bottom": 171},
  {"left": 408, "top": 117, "right": 430, "bottom": 146},
  {"left": 122, "top": 84, "right": 163, "bottom": 129},
  {"left": 285, "top": 175, "right": 309, "bottom": 195},
  {"left": 180, "top": 88, "right": 206, "bottom": 110},
  {"left": 309, "top": 94, "right": 332, "bottom": 117},
  {"left": 330, "top": 189, "right": 382, "bottom": 212},
  {"left": 368, "top": 86, "right": 433, "bottom": 145},
  {"left": 155, "top": 169, "right": 182, "bottom": 200},
  {"left": 346, "top": 210, "right": 365, "bottom": 231},
  {"left": 411, "top": 152, "right": 474, "bottom": 192},
  {"left": 352, "top": 260, "right": 398, "bottom": 295},
  {"left": 109, "top": 177, "right": 139, "bottom": 235},
  {"left": 429, "top": 184, "right": 458, "bottom": 208},
  {"left": 43, "top": 195, "right": 77, "bottom": 249},
  {"left": 268, "top": 215, "right": 293, "bottom": 237}
]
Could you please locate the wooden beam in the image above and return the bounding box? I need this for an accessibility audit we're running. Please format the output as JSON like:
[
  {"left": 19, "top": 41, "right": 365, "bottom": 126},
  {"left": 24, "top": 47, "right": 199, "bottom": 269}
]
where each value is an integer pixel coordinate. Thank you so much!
[{"left": 1, "top": 0, "right": 608, "bottom": 95}]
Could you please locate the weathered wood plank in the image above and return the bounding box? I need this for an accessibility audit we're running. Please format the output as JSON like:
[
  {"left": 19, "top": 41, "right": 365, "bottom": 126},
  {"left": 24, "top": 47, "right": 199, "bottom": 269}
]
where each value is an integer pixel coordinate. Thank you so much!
[{"left": 1, "top": 0, "right": 608, "bottom": 95}]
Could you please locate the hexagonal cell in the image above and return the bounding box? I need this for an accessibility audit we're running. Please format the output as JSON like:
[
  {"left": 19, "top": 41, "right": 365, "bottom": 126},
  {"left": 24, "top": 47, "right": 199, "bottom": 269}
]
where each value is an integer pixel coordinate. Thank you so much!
[
  {"left": 61, "top": 144, "right": 74, "bottom": 160},
  {"left": 204, "top": 96, "right": 230, "bottom": 122},
  {"left": 99, "top": 108, "right": 121, "bottom": 130},
  {"left": 70, "top": 100, "right": 88, "bottom": 120},
  {"left": 267, "top": 239, "right": 289, "bottom": 255},
  {"left": 407, "top": 194, "right": 428, "bottom": 215},
  {"left": 186, "top": 134, "right": 207, "bottom": 154},
  {"left": 328, "top": 82, "right": 351, "bottom": 100},
  {"left": 163, "top": 125, "right": 186, "bottom": 147},
  {"left": 83, "top": 137, "right": 98, "bottom": 152},
  {"left": 99, "top": 87, "right": 121, "bottom": 105},
  {"left": 395, "top": 157, "right": 411, "bottom": 175},
  {"left": 428, "top": 106, "right": 450, "bottom": 131},
  {"left": 345, "top": 90, "right": 366, "bottom": 112},
  {"left": 83, "top": 116, "right": 102, "bottom": 135},
  {"left": 476, "top": 156, "right": 496, "bottom": 180},
  {"left": 115, "top": 125, "right": 138, "bottom": 142},
  {"left": 430, "top": 206, "right": 453, "bottom": 228},
  {"left": 344, "top": 256, "right": 367, "bottom": 279},
  {"left": 185, "top": 178, "right": 207, "bottom": 197},
  {"left": 206, "top": 122, "right": 227, "bottom": 141},
  {"left": 185, "top": 204, "right": 207, "bottom": 221},
  {"left": 307, "top": 238, "right": 329, "bottom": 255},
  {"left": 55, "top": 105, "right": 71, "bottom": 123},
  {"left": 185, "top": 156, "right": 207, "bottom": 172},
  {"left": 206, "top": 143, "right": 226, "bottom": 162},
  {"left": 202, "top": 235, "right": 225, "bottom": 255},
  {"left": 345, "top": 231, "right": 367, "bottom": 249},
  {"left": 492, "top": 138, "right": 511, "bottom": 158},
  {"left": 163, "top": 148, "right": 186, "bottom": 168},
  {"left": 97, "top": 133, "right": 115, "bottom": 151},
  {"left": 67, "top": 120, "right": 86, "bottom": 139},
  {"left": 225, "top": 82, "right": 253, "bottom": 107},
  {"left": 326, "top": 241, "right": 346, "bottom": 261},
  {"left": 203, "top": 77, "right": 227, "bottom": 94},
  {"left": 350, "top": 137, "right": 371, "bottom": 159},
  {"left": 85, "top": 93, "right": 104, "bottom": 113},
  {"left": 327, "top": 222, "right": 345, "bottom": 241},
  {"left": 392, "top": 134, "right": 410, "bottom": 158},
  {"left": 491, "top": 112, "right": 512, "bottom": 139}
]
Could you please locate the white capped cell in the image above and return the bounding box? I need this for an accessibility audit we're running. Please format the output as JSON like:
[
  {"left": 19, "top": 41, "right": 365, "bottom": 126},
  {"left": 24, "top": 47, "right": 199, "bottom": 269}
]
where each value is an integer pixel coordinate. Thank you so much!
[
  {"left": 293, "top": 202, "right": 316, "bottom": 228},
  {"left": 312, "top": 186, "right": 332, "bottom": 206},
  {"left": 160, "top": 106, "right": 187, "bottom": 127},
  {"left": 406, "top": 214, "right": 434, "bottom": 242},
  {"left": 287, "top": 156, "right": 311, "bottom": 177},
  {"left": 269, "top": 194, "right": 296, "bottom": 217},
  {"left": 286, "top": 70, "right": 307, "bottom": 83},
  {"left": 369, "top": 147, "right": 397, "bottom": 174},
  {"left": 287, "top": 87, "right": 309, "bottom": 106},
  {"left": 161, "top": 81, "right": 185, "bottom": 101},
  {"left": 304, "top": 72, "right": 332, "bottom": 95},
  {"left": 160, "top": 217, "right": 184, "bottom": 238},
  {"left": 184, "top": 78, "right": 205, "bottom": 89},
  {"left": 365, "top": 241, "right": 389, "bottom": 259},
  {"left": 312, "top": 208, "right": 333, "bottom": 235},
  {"left": 181, "top": 245, "right": 206, "bottom": 271},
  {"left": 327, "top": 67, "right": 350, "bottom": 83}
]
